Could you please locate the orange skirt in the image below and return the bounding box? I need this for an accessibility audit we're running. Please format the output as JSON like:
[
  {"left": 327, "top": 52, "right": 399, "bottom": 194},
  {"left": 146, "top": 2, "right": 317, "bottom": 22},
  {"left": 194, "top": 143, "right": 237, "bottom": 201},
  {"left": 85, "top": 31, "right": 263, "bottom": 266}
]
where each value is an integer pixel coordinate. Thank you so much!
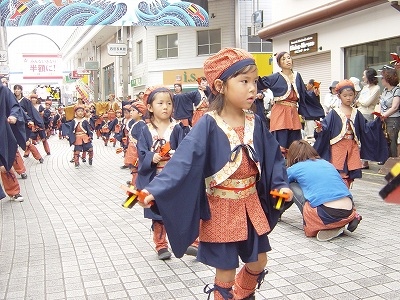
[
  {"left": 270, "top": 102, "right": 302, "bottom": 132},
  {"left": 331, "top": 139, "right": 362, "bottom": 172},
  {"left": 124, "top": 142, "right": 138, "bottom": 166}
]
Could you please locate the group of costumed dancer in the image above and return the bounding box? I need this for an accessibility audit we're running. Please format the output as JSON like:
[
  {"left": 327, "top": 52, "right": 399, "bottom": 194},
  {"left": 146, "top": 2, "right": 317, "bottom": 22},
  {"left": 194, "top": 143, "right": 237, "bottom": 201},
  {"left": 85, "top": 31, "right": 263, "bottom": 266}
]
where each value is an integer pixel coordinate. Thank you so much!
[
  {"left": 134, "top": 49, "right": 389, "bottom": 300},
  {"left": 1, "top": 48, "right": 393, "bottom": 300}
]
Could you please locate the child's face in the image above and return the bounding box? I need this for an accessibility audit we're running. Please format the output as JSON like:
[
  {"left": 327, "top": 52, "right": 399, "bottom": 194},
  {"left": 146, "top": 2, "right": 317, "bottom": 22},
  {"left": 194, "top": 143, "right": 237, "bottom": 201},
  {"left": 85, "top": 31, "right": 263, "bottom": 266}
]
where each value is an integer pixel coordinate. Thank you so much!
[
  {"left": 224, "top": 67, "right": 258, "bottom": 111},
  {"left": 338, "top": 89, "right": 355, "bottom": 107},
  {"left": 75, "top": 109, "right": 85, "bottom": 118},
  {"left": 116, "top": 112, "right": 122, "bottom": 118},
  {"left": 124, "top": 110, "right": 131, "bottom": 118},
  {"left": 130, "top": 109, "right": 141, "bottom": 120},
  {"left": 148, "top": 92, "right": 173, "bottom": 121}
]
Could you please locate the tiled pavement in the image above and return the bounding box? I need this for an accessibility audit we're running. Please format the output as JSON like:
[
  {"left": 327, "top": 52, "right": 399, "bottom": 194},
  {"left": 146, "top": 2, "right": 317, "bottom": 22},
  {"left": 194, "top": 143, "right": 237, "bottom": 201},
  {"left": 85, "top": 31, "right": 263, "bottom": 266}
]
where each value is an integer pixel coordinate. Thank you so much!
[{"left": 1, "top": 136, "right": 400, "bottom": 300}]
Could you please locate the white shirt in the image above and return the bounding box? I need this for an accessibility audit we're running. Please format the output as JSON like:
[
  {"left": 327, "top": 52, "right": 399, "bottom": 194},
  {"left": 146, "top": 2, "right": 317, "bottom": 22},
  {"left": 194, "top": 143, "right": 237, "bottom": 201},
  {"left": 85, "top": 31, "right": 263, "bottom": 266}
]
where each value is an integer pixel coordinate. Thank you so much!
[
  {"left": 323, "top": 93, "right": 341, "bottom": 114},
  {"left": 263, "top": 89, "right": 274, "bottom": 111},
  {"left": 357, "top": 84, "right": 380, "bottom": 115}
]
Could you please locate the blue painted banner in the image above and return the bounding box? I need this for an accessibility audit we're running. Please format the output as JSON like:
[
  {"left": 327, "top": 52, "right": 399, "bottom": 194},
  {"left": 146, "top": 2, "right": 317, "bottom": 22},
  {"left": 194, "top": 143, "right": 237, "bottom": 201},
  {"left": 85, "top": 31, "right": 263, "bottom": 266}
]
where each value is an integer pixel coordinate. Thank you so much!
[{"left": 0, "top": 0, "right": 209, "bottom": 26}]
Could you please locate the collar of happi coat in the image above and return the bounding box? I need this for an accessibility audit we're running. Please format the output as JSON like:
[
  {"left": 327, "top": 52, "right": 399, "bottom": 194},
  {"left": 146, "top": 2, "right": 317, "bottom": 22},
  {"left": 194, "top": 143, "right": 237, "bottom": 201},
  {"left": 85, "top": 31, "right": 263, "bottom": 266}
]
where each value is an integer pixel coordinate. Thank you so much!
[
  {"left": 205, "top": 110, "right": 260, "bottom": 189},
  {"left": 194, "top": 89, "right": 208, "bottom": 110},
  {"left": 73, "top": 118, "right": 87, "bottom": 134},
  {"left": 330, "top": 107, "right": 360, "bottom": 146},
  {"left": 147, "top": 119, "right": 178, "bottom": 151},
  {"left": 274, "top": 71, "right": 299, "bottom": 102}
]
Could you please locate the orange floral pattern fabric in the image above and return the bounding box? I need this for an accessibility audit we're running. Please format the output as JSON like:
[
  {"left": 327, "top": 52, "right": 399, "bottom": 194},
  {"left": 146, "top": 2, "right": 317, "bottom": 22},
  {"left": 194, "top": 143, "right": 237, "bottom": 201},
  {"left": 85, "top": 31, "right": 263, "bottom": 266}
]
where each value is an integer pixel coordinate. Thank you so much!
[
  {"left": 192, "top": 99, "right": 208, "bottom": 126},
  {"left": 199, "top": 126, "right": 270, "bottom": 243}
]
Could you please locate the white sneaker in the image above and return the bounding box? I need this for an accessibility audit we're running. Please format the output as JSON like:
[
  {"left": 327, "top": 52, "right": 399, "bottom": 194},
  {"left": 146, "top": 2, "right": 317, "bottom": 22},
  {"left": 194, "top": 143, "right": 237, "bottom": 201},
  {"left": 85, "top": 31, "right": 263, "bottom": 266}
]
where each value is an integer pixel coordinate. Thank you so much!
[{"left": 10, "top": 194, "right": 24, "bottom": 202}]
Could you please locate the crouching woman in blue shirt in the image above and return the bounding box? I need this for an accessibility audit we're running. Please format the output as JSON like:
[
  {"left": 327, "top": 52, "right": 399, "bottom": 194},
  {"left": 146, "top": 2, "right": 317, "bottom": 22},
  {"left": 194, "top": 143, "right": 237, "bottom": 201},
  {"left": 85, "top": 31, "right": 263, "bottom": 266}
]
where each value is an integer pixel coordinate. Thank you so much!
[{"left": 286, "top": 140, "right": 362, "bottom": 241}]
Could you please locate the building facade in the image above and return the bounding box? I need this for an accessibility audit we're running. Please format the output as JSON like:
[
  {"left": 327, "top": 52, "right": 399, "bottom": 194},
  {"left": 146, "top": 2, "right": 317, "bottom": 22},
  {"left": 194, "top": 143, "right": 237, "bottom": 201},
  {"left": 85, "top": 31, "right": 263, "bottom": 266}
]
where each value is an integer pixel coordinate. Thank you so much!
[
  {"left": 62, "top": 0, "right": 273, "bottom": 102},
  {"left": 258, "top": 0, "right": 400, "bottom": 93}
]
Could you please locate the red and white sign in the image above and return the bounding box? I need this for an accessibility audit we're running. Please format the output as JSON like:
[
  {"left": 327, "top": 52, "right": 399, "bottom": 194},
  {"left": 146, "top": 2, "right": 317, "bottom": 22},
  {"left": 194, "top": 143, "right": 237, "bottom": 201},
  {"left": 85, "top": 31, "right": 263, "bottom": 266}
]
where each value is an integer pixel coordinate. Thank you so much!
[
  {"left": 70, "top": 70, "right": 84, "bottom": 79},
  {"left": 22, "top": 54, "right": 63, "bottom": 79}
]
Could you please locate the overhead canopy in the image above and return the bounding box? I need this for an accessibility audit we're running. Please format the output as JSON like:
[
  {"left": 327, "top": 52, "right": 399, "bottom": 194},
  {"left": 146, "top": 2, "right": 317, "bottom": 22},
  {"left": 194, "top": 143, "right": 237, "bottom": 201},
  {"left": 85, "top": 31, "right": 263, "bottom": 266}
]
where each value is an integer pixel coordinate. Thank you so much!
[
  {"left": 258, "top": 0, "right": 387, "bottom": 40},
  {"left": 0, "top": 0, "right": 209, "bottom": 27}
]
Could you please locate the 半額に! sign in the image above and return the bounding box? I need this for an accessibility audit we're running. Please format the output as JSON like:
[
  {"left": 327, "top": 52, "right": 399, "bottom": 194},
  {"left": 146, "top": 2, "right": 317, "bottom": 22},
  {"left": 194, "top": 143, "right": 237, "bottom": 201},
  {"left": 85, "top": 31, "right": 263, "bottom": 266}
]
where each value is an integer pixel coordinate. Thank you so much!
[{"left": 22, "top": 54, "right": 63, "bottom": 79}]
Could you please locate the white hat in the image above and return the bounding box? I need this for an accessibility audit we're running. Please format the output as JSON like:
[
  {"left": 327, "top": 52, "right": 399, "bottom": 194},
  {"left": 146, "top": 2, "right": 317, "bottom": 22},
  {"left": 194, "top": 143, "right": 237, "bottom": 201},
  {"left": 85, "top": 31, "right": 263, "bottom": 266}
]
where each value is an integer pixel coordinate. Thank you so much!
[{"left": 349, "top": 77, "right": 361, "bottom": 92}]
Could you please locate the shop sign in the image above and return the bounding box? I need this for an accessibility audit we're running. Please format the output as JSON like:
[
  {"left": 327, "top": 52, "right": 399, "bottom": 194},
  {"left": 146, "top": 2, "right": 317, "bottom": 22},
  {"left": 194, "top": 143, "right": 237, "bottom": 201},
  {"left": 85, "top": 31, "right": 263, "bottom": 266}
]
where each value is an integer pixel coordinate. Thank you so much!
[
  {"left": 107, "top": 43, "right": 128, "bottom": 56},
  {"left": 163, "top": 68, "right": 205, "bottom": 85},
  {"left": 69, "top": 70, "right": 84, "bottom": 79},
  {"left": 131, "top": 77, "right": 142, "bottom": 87},
  {"left": 85, "top": 61, "right": 99, "bottom": 70},
  {"left": 289, "top": 33, "right": 318, "bottom": 56}
]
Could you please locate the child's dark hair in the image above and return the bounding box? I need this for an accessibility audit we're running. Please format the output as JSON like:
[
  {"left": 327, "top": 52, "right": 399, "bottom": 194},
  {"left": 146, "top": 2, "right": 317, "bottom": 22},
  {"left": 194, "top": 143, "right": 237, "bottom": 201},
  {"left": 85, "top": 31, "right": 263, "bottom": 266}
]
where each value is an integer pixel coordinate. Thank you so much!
[
  {"left": 208, "top": 64, "right": 257, "bottom": 114},
  {"left": 286, "top": 140, "right": 320, "bottom": 167},
  {"left": 145, "top": 87, "right": 174, "bottom": 128},
  {"left": 275, "top": 51, "right": 293, "bottom": 69}
]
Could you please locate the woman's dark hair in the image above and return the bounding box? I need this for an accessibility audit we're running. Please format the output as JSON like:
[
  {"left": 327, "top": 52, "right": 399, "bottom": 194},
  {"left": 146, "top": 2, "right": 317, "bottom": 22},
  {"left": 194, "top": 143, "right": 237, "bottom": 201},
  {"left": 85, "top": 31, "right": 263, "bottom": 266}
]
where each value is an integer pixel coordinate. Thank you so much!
[
  {"left": 382, "top": 68, "right": 399, "bottom": 87},
  {"left": 365, "top": 68, "right": 378, "bottom": 85},
  {"left": 208, "top": 64, "right": 258, "bottom": 114},
  {"left": 286, "top": 140, "right": 320, "bottom": 167},
  {"left": 275, "top": 51, "right": 290, "bottom": 68}
]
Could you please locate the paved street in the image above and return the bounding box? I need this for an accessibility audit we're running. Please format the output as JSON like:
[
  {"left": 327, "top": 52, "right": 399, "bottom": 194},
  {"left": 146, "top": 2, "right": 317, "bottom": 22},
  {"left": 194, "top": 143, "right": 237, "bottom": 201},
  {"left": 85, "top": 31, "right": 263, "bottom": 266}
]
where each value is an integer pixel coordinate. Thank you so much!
[{"left": 1, "top": 136, "right": 400, "bottom": 300}]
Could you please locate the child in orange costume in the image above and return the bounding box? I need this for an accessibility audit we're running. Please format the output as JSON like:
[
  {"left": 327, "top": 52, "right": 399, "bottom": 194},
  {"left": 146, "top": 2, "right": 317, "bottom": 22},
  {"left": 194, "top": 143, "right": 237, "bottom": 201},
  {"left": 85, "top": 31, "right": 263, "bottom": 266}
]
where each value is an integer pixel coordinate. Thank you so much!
[
  {"left": 136, "top": 85, "right": 196, "bottom": 261},
  {"left": 67, "top": 106, "right": 94, "bottom": 168},
  {"left": 139, "top": 48, "right": 293, "bottom": 299},
  {"left": 314, "top": 80, "right": 389, "bottom": 188},
  {"left": 125, "top": 102, "right": 146, "bottom": 186}
]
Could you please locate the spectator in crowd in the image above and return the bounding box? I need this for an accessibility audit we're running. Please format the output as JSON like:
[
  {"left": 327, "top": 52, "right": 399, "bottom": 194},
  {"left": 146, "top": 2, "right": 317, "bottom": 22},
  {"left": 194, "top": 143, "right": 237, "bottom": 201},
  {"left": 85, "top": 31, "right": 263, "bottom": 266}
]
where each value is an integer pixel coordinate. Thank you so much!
[
  {"left": 378, "top": 66, "right": 400, "bottom": 159},
  {"left": 323, "top": 80, "right": 339, "bottom": 114},
  {"left": 286, "top": 140, "right": 362, "bottom": 241},
  {"left": 304, "top": 79, "right": 321, "bottom": 139},
  {"left": 355, "top": 68, "right": 381, "bottom": 169},
  {"left": 349, "top": 76, "right": 362, "bottom": 103}
]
